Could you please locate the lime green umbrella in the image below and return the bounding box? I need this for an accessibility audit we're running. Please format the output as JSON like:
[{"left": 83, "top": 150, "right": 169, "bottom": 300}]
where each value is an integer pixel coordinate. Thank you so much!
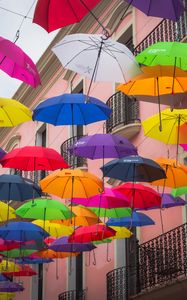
[
  {"left": 0, "top": 248, "right": 36, "bottom": 258},
  {"left": 136, "top": 42, "right": 187, "bottom": 70},
  {"left": 90, "top": 207, "right": 131, "bottom": 218},
  {"left": 93, "top": 238, "right": 112, "bottom": 245},
  {"left": 16, "top": 198, "right": 73, "bottom": 220},
  {"left": 171, "top": 186, "right": 187, "bottom": 197}
]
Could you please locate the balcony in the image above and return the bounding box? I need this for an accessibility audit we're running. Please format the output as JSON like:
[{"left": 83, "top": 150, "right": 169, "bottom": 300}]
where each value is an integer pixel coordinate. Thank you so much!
[
  {"left": 59, "top": 289, "right": 87, "bottom": 300},
  {"left": 107, "top": 222, "right": 187, "bottom": 300},
  {"left": 134, "top": 0, "right": 187, "bottom": 55},
  {"left": 61, "top": 136, "right": 87, "bottom": 169},
  {"left": 106, "top": 92, "right": 141, "bottom": 139}
]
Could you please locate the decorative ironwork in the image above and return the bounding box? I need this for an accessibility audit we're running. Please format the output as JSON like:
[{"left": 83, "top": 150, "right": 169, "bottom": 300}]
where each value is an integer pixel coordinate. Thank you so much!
[
  {"left": 106, "top": 91, "right": 140, "bottom": 134},
  {"left": 61, "top": 136, "right": 87, "bottom": 169},
  {"left": 59, "top": 289, "right": 87, "bottom": 300},
  {"left": 134, "top": 0, "right": 187, "bottom": 55},
  {"left": 107, "top": 266, "right": 128, "bottom": 300}
]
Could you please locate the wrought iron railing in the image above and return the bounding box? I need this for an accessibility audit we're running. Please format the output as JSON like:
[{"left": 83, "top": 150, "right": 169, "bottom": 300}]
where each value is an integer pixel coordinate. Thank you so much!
[
  {"left": 107, "top": 222, "right": 187, "bottom": 299},
  {"left": 106, "top": 92, "right": 140, "bottom": 134},
  {"left": 61, "top": 136, "right": 87, "bottom": 169},
  {"left": 134, "top": 0, "right": 187, "bottom": 55},
  {"left": 59, "top": 289, "right": 87, "bottom": 300}
]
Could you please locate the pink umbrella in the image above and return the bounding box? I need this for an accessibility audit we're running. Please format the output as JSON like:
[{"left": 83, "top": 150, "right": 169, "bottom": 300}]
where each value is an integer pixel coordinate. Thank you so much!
[
  {"left": 0, "top": 36, "right": 40, "bottom": 87},
  {"left": 72, "top": 188, "right": 129, "bottom": 208}
]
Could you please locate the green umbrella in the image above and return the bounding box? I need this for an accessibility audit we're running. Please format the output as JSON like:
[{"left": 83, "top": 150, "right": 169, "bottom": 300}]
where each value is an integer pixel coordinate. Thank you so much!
[
  {"left": 0, "top": 248, "right": 36, "bottom": 258},
  {"left": 136, "top": 42, "right": 187, "bottom": 70},
  {"left": 90, "top": 207, "right": 131, "bottom": 218},
  {"left": 16, "top": 198, "right": 73, "bottom": 220},
  {"left": 93, "top": 238, "right": 112, "bottom": 245},
  {"left": 171, "top": 186, "right": 187, "bottom": 197}
]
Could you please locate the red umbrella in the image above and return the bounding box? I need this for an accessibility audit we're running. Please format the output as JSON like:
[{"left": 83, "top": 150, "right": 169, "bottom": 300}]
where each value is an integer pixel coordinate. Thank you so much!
[
  {"left": 33, "top": 0, "right": 101, "bottom": 33},
  {"left": 3, "top": 265, "right": 37, "bottom": 277},
  {"left": 113, "top": 183, "right": 161, "bottom": 210},
  {"left": 68, "top": 224, "right": 116, "bottom": 243},
  {"left": 0, "top": 146, "right": 69, "bottom": 171},
  {"left": 0, "top": 239, "right": 23, "bottom": 252}
]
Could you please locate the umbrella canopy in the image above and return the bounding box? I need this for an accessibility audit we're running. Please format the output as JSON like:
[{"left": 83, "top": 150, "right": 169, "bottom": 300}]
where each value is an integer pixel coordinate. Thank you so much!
[
  {"left": 0, "top": 293, "right": 15, "bottom": 300},
  {"left": 3, "top": 265, "right": 37, "bottom": 277},
  {"left": 113, "top": 183, "right": 161, "bottom": 209},
  {"left": 0, "top": 175, "right": 42, "bottom": 202},
  {"left": 0, "top": 98, "right": 31, "bottom": 127},
  {"left": 36, "top": 249, "right": 79, "bottom": 259},
  {"left": 101, "top": 155, "right": 166, "bottom": 182},
  {"left": 16, "top": 198, "right": 72, "bottom": 220},
  {"left": 0, "top": 149, "right": 6, "bottom": 160},
  {"left": 0, "top": 239, "right": 23, "bottom": 252},
  {"left": 0, "top": 248, "right": 38, "bottom": 259},
  {"left": 0, "top": 281, "right": 24, "bottom": 292},
  {"left": 0, "top": 261, "right": 19, "bottom": 273},
  {"left": 107, "top": 211, "right": 155, "bottom": 227},
  {"left": 0, "top": 36, "right": 40, "bottom": 87},
  {"left": 161, "top": 194, "right": 187, "bottom": 208},
  {"left": 136, "top": 42, "right": 187, "bottom": 70},
  {"left": 72, "top": 188, "right": 129, "bottom": 209},
  {"left": 33, "top": 220, "right": 74, "bottom": 237},
  {"left": 125, "top": 0, "right": 184, "bottom": 21},
  {"left": 0, "top": 275, "right": 8, "bottom": 282},
  {"left": 171, "top": 186, "right": 187, "bottom": 197},
  {"left": 40, "top": 169, "right": 103, "bottom": 198},
  {"left": 0, "top": 146, "right": 69, "bottom": 171},
  {"left": 0, "top": 222, "right": 49, "bottom": 242},
  {"left": 151, "top": 158, "right": 187, "bottom": 188},
  {"left": 109, "top": 226, "right": 132, "bottom": 239},
  {"left": 69, "top": 224, "right": 116, "bottom": 243},
  {"left": 33, "top": 0, "right": 101, "bottom": 32},
  {"left": 69, "top": 134, "right": 137, "bottom": 159},
  {"left": 33, "top": 93, "right": 111, "bottom": 126},
  {"left": 16, "top": 257, "right": 53, "bottom": 264},
  {"left": 90, "top": 207, "right": 131, "bottom": 218},
  {"left": 49, "top": 236, "right": 96, "bottom": 252},
  {"left": 93, "top": 238, "right": 112, "bottom": 245},
  {"left": 52, "top": 33, "right": 141, "bottom": 83},
  {"left": 0, "top": 202, "right": 16, "bottom": 222}
]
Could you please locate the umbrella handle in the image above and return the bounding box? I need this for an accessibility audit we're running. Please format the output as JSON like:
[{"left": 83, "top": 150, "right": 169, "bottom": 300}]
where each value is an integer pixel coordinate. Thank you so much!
[
  {"left": 92, "top": 249, "right": 96, "bottom": 265},
  {"left": 85, "top": 252, "right": 90, "bottom": 267},
  {"left": 106, "top": 243, "right": 111, "bottom": 262},
  {"left": 56, "top": 259, "right": 59, "bottom": 280}
]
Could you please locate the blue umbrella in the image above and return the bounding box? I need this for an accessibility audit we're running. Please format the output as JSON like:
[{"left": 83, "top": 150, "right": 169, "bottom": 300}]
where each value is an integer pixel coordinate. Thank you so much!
[
  {"left": 0, "top": 281, "right": 24, "bottom": 292},
  {"left": 0, "top": 148, "right": 6, "bottom": 160},
  {"left": 32, "top": 93, "right": 112, "bottom": 126},
  {"left": 16, "top": 258, "right": 53, "bottom": 264},
  {"left": 107, "top": 211, "right": 155, "bottom": 227},
  {"left": 0, "top": 222, "right": 49, "bottom": 242},
  {"left": 0, "top": 175, "right": 42, "bottom": 202},
  {"left": 101, "top": 155, "right": 166, "bottom": 182},
  {"left": 0, "top": 274, "right": 9, "bottom": 282}
]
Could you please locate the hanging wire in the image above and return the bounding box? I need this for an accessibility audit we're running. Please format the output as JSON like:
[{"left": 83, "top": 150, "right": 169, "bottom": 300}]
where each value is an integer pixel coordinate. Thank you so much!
[{"left": 0, "top": 6, "right": 32, "bottom": 19}]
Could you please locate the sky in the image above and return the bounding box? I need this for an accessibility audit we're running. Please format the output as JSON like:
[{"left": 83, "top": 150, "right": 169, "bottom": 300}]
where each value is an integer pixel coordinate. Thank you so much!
[{"left": 0, "top": 0, "right": 58, "bottom": 97}]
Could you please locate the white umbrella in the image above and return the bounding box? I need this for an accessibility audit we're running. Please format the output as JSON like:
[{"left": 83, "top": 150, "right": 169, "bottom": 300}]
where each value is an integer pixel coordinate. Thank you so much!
[{"left": 52, "top": 33, "right": 141, "bottom": 83}]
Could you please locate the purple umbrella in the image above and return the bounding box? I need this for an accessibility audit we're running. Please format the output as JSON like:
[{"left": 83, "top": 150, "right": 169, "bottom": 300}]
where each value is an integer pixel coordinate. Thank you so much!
[
  {"left": 69, "top": 134, "right": 137, "bottom": 159},
  {"left": 124, "top": 0, "right": 184, "bottom": 21},
  {"left": 49, "top": 236, "right": 96, "bottom": 252},
  {"left": 0, "top": 148, "right": 6, "bottom": 160},
  {"left": 72, "top": 188, "right": 129, "bottom": 208},
  {"left": 0, "top": 281, "right": 24, "bottom": 292}
]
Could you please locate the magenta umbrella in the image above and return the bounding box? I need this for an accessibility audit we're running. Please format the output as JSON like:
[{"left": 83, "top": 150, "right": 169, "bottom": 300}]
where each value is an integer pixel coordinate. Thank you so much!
[
  {"left": 0, "top": 36, "right": 40, "bottom": 87},
  {"left": 72, "top": 188, "right": 129, "bottom": 208}
]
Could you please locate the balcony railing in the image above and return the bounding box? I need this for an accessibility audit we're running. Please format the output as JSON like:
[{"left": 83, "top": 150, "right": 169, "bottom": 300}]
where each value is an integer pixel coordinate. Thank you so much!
[
  {"left": 106, "top": 92, "right": 140, "bottom": 136},
  {"left": 107, "top": 222, "right": 187, "bottom": 299},
  {"left": 61, "top": 136, "right": 87, "bottom": 169},
  {"left": 134, "top": 0, "right": 187, "bottom": 55},
  {"left": 59, "top": 289, "right": 87, "bottom": 300}
]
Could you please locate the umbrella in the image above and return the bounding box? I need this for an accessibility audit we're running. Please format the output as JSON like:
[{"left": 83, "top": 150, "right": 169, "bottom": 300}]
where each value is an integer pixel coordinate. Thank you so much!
[
  {"left": 101, "top": 155, "right": 166, "bottom": 182},
  {"left": 90, "top": 207, "right": 131, "bottom": 218},
  {"left": 0, "top": 275, "right": 8, "bottom": 282},
  {"left": 0, "top": 248, "right": 38, "bottom": 259},
  {"left": 160, "top": 194, "right": 186, "bottom": 208},
  {"left": 69, "top": 224, "right": 116, "bottom": 243},
  {"left": 72, "top": 188, "right": 129, "bottom": 208},
  {"left": 0, "top": 293, "right": 15, "bottom": 300},
  {"left": 0, "top": 98, "right": 31, "bottom": 127},
  {"left": 40, "top": 169, "right": 102, "bottom": 198},
  {"left": 0, "top": 261, "right": 19, "bottom": 273},
  {"left": 0, "top": 239, "right": 23, "bottom": 252},
  {"left": 109, "top": 226, "right": 132, "bottom": 239},
  {"left": 113, "top": 183, "right": 161, "bottom": 209},
  {"left": 36, "top": 249, "right": 79, "bottom": 259},
  {"left": 106, "top": 211, "right": 155, "bottom": 227},
  {"left": 151, "top": 158, "right": 187, "bottom": 188},
  {"left": 16, "top": 198, "right": 72, "bottom": 220},
  {"left": 0, "top": 202, "right": 16, "bottom": 222},
  {"left": 0, "top": 149, "right": 6, "bottom": 160},
  {"left": 93, "top": 238, "right": 112, "bottom": 245},
  {"left": 52, "top": 33, "right": 141, "bottom": 83},
  {"left": 33, "top": 0, "right": 101, "bottom": 33},
  {"left": 0, "top": 281, "right": 24, "bottom": 292},
  {"left": 0, "top": 36, "right": 40, "bottom": 87},
  {"left": 136, "top": 42, "right": 187, "bottom": 71},
  {"left": 16, "top": 257, "right": 53, "bottom": 264},
  {"left": 0, "top": 222, "right": 49, "bottom": 242},
  {"left": 33, "top": 220, "right": 74, "bottom": 237},
  {"left": 49, "top": 236, "right": 96, "bottom": 252},
  {"left": 0, "top": 175, "right": 42, "bottom": 202},
  {"left": 3, "top": 265, "right": 37, "bottom": 277},
  {"left": 69, "top": 134, "right": 138, "bottom": 159},
  {"left": 0, "top": 146, "right": 69, "bottom": 171},
  {"left": 33, "top": 93, "right": 112, "bottom": 126},
  {"left": 124, "top": 0, "right": 184, "bottom": 21},
  {"left": 171, "top": 186, "right": 187, "bottom": 197}
]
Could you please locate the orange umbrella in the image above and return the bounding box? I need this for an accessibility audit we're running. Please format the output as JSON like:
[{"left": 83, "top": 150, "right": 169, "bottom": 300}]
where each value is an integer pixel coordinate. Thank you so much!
[
  {"left": 40, "top": 169, "right": 102, "bottom": 198},
  {"left": 36, "top": 249, "right": 79, "bottom": 259},
  {"left": 151, "top": 157, "right": 187, "bottom": 188}
]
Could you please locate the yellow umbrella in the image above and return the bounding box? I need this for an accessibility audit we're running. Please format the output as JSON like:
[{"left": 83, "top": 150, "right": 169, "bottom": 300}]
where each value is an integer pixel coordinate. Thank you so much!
[
  {"left": 0, "top": 260, "right": 20, "bottom": 272},
  {"left": 0, "top": 98, "right": 32, "bottom": 126},
  {"left": 0, "top": 202, "right": 16, "bottom": 222},
  {"left": 40, "top": 169, "right": 103, "bottom": 198},
  {"left": 109, "top": 226, "right": 132, "bottom": 239},
  {"left": 32, "top": 220, "right": 74, "bottom": 237},
  {"left": 0, "top": 293, "right": 15, "bottom": 300}
]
